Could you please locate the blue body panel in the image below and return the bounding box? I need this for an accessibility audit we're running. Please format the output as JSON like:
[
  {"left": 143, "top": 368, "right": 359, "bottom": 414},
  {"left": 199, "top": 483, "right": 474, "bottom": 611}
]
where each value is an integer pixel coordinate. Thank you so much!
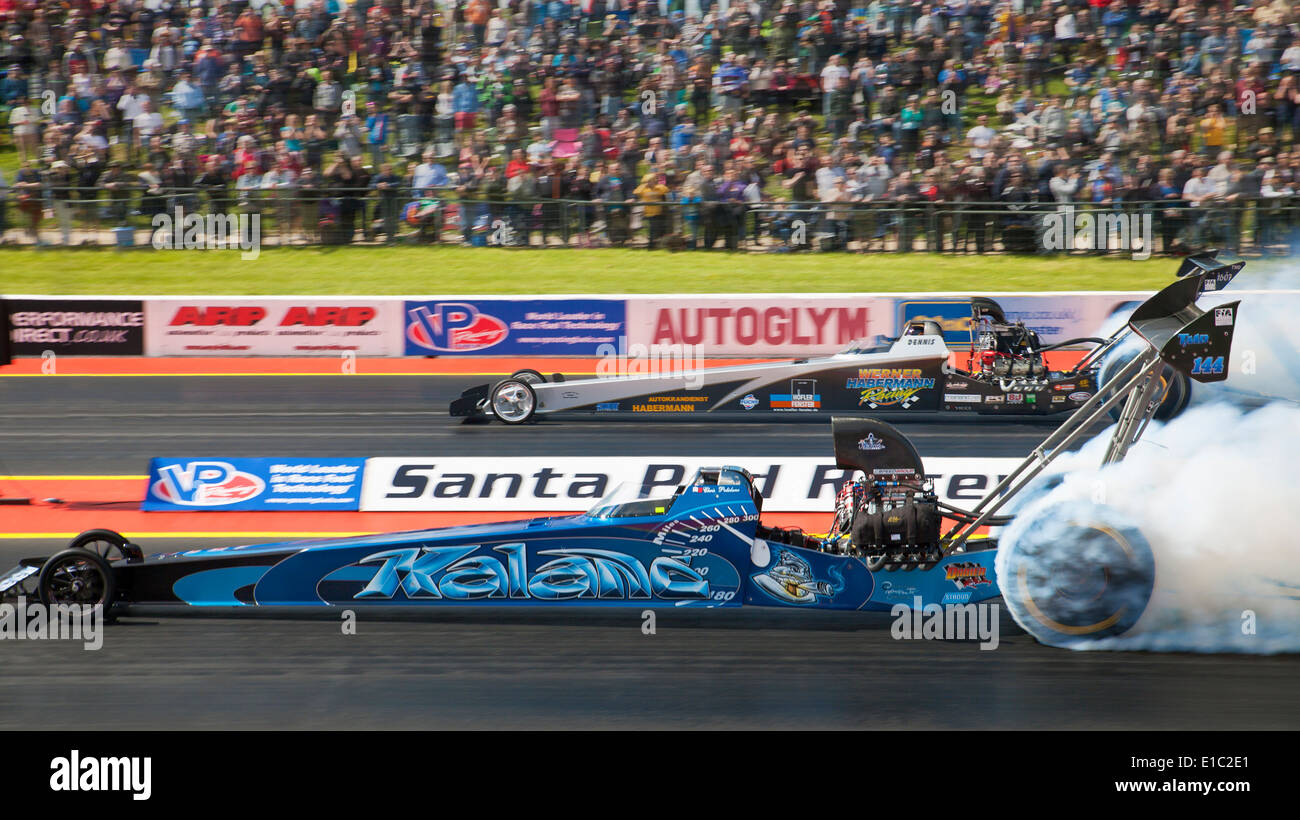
[{"left": 131, "top": 468, "right": 1002, "bottom": 611}]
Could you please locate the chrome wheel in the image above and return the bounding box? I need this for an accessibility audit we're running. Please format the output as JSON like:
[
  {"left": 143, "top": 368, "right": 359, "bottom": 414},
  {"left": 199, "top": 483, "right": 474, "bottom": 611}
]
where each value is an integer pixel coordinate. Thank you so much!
[{"left": 491, "top": 379, "right": 536, "bottom": 424}]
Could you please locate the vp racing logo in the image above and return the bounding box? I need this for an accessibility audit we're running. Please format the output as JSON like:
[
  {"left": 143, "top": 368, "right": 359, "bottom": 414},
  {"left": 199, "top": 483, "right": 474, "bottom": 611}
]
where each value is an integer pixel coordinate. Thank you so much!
[
  {"left": 150, "top": 461, "right": 265, "bottom": 506},
  {"left": 406, "top": 302, "right": 508, "bottom": 352}
]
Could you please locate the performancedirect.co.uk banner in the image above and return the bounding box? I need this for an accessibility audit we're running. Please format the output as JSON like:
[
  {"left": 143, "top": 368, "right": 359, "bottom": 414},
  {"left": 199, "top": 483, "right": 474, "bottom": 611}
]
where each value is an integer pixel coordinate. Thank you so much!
[
  {"left": 359, "top": 456, "right": 1021, "bottom": 512},
  {"left": 143, "top": 298, "right": 405, "bottom": 356},
  {"left": 5, "top": 298, "right": 145, "bottom": 356}
]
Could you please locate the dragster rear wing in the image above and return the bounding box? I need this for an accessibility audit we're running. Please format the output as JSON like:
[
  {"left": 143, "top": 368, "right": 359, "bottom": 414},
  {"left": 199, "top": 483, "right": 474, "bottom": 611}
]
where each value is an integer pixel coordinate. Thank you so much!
[
  {"left": 1128, "top": 271, "right": 1240, "bottom": 384},
  {"left": 1175, "top": 249, "right": 1245, "bottom": 295},
  {"left": 941, "top": 257, "right": 1245, "bottom": 554}
]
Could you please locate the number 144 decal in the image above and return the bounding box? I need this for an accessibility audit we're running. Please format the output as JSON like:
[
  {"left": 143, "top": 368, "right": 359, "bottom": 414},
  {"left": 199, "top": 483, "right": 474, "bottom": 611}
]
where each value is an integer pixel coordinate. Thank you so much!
[{"left": 1191, "top": 356, "right": 1225, "bottom": 375}]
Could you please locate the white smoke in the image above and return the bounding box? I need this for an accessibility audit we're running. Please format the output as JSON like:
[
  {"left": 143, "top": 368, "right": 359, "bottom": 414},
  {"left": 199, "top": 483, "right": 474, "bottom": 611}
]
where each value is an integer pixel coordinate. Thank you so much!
[
  {"left": 999, "top": 401, "right": 1300, "bottom": 653},
  {"left": 999, "top": 264, "right": 1300, "bottom": 652}
]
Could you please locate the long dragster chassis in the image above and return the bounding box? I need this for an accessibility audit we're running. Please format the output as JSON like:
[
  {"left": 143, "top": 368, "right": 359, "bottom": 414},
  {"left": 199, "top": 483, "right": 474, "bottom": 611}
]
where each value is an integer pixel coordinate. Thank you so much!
[
  {"left": 0, "top": 258, "right": 1243, "bottom": 644},
  {"left": 449, "top": 256, "right": 1240, "bottom": 424}
]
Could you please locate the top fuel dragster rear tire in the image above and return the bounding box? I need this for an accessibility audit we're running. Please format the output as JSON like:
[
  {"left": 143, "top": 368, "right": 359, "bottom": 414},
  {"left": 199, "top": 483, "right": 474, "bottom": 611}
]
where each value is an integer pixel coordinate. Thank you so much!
[
  {"left": 999, "top": 500, "right": 1155, "bottom": 647},
  {"left": 510, "top": 369, "right": 546, "bottom": 385},
  {"left": 1098, "top": 350, "right": 1192, "bottom": 421}
]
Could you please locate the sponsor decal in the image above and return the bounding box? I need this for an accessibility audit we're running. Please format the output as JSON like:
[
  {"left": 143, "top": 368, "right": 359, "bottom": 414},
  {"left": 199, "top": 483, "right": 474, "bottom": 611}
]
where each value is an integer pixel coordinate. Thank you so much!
[
  {"left": 946, "top": 380, "right": 968, "bottom": 389},
  {"left": 858, "top": 433, "right": 886, "bottom": 451},
  {"left": 942, "top": 591, "right": 974, "bottom": 604},
  {"left": 751, "top": 549, "right": 841, "bottom": 604},
  {"left": 404, "top": 299, "right": 625, "bottom": 356},
  {"left": 144, "top": 458, "right": 365, "bottom": 511},
  {"left": 945, "top": 561, "right": 991, "bottom": 590},
  {"left": 1215, "top": 307, "right": 1233, "bottom": 326},
  {"left": 6, "top": 299, "right": 145, "bottom": 356},
  {"left": 849, "top": 368, "right": 936, "bottom": 409},
  {"left": 1177, "top": 332, "right": 1210, "bottom": 347},
  {"left": 1053, "top": 383, "right": 1076, "bottom": 391},
  {"left": 348, "top": 543, "right": 712, "bottom": 601},
  {"left": 633, "top": 395, "right": 708, "bottom": 413},
  {"left": 1068, "top": 391, "right": 1092, "bottom": 402},
  {"left": 880, "top": 581, "right": 922, "bottom": 599},
  {"left": 147, "top": 461, "right": 264, "bottom": 507},
  {"left": 1007, "top": 393, "right": 1023, "bottom": 404},
  {"left": 596, "top": 402, "right": 620, "bottom": 412},
  {"left": 1051, "top": 396, "right": 1066, "bottom": 403},
  {"left": 1191, "top": 355, "right": 1224, "bottom": 376},
  {"left": 740, "top": 393, "right": 759, "bottom": 410},
  {"left": 561, "top": 391, "right": 579, "bottom": 399},
  {"left": 944, "top": 393, "right": 981, "bottom": 404},
  {"left": 771, "top": 379, "right": 820, "bottom": 411},
  {"left": 405, "top": 302, "right": 508, "bottom": 352},
  {"left": 1026, "top": 393, "right": 1036, "bottom": 404},
  {"left": 985, "top": 395, "right": 1004, "bottom": 404}
]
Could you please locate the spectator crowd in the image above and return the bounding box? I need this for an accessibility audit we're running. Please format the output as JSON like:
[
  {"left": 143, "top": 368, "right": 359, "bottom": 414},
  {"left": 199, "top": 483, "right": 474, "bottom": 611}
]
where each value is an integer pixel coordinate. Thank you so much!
[{"left": 2, "top": 0, "right": 1300, "bottom": 252}]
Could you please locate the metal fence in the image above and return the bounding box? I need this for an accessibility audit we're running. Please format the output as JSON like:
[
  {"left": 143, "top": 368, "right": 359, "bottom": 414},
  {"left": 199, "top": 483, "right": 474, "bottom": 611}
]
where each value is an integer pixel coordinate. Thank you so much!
[{"left": 4, "top": 188, "right": 1300, "bottom": 255}]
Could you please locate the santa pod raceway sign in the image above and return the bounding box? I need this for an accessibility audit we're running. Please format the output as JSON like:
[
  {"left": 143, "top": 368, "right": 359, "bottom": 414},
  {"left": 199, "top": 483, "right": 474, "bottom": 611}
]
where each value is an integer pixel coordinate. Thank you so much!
[
  {"left": 143, "top": 298, "right": 404, "bottom": 356},
  {"left": 625, "top": 297, "right": 893, "bottom": 356},
  {"left": 360, "top": 456, "right": 1021, "bottom": 512},
  {"left": 144, "top": 458, "right": 366, "bottom": 511},
  {"left": 403, "top": 299, "right": 626, "bottom": 355}
]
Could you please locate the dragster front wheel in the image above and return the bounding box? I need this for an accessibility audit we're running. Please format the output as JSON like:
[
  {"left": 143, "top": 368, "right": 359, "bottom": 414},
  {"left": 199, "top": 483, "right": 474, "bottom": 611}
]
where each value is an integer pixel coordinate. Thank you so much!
[
  {"left": 999, "top": 501, "right": 1155, "bottom": 647},
  {"left": 38, "top": 548, "right": 117, "bottom": 611},
  {"left": 491, "top": 378, "right": 537, "bottom": 424}
]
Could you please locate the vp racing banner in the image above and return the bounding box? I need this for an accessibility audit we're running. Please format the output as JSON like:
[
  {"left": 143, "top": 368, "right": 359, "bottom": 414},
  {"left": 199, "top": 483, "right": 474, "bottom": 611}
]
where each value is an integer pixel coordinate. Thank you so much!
[
  {"left": 359, "top": 456, "right": 1021, "bottom": 513},
  {"left": 402, "top": 298, "right": 625, "bottom": 355},
  {"left": 143, "top": 458, "right": 366, "bottom": 511}
]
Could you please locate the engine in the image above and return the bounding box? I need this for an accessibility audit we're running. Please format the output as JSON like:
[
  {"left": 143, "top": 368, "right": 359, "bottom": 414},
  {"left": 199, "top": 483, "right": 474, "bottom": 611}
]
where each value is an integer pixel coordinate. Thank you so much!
[
  {"left": 968, "top": 301, "right": 1047, "bottom": 387},
  {"left": 828, "top": 477, "right": 944, "bottom": 570},
  {"left": 826, "top": 418, "right": 945, "bottom": 570}
]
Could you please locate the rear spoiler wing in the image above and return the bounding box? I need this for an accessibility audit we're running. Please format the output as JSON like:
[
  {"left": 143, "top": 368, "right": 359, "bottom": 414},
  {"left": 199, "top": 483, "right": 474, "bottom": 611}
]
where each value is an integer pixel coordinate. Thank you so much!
[
  {"left": 1128, "top": 268, "right": 1239, "bottom": 384},
  {"left": 1175, "top": 250, "right": 1245, "bottom": 295}
]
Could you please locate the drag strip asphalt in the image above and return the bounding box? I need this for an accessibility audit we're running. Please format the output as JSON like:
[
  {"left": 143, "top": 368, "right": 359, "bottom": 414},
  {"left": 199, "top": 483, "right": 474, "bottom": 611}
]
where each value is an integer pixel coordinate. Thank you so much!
[{"left": 0, "top": 374, "right": 1085, "bottom": 474}]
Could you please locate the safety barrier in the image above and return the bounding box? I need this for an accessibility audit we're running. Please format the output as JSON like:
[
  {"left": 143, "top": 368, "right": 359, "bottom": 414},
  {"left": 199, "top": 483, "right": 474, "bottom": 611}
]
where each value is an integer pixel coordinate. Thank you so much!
[
  {"left": 5, "top": 189, "right": 1300, "bottom": 254},
  {"left": 3, "top": 291, "right": 1165, "bottom": 357}
]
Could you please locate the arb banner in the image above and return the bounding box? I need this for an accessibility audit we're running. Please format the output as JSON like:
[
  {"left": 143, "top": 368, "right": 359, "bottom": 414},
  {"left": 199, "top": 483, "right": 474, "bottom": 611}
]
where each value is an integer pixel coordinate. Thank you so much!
[{"left": 143, "top": 298, "right": 404, "bottom": 356}]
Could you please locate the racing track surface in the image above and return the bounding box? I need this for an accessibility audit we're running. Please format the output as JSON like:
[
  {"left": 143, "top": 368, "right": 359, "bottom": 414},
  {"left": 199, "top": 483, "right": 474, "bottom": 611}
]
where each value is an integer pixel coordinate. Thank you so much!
[
  {"left": 3, "top": 373, "right": 1297, "bottom": 730},
  {"left": 0, "top": 375, "right": 1079, "bottom": 474}
]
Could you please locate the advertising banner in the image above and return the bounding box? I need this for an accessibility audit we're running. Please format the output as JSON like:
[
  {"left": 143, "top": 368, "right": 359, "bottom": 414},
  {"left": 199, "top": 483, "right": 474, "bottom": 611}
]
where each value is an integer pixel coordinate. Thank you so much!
[
  {"left": 5, "top": 298, "right": 145, "bottom": 356},
  {"left": 402, "top": 298, "right": 625, "bottom": 356},
  {"left": 360, "top": 456, "right": 1020, "bottom": 513},
  {"left": 144, "top": 298, "right": 404, "bottom": 356},
  {"left": 625, "top": 297, "right": 892, "bottom": 356},
  {"left": 143, "top": 458, "right": 366, "bottom": 511},
  {"left": 893, "top": 293, "right": 1150, "bottom": 350}
]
